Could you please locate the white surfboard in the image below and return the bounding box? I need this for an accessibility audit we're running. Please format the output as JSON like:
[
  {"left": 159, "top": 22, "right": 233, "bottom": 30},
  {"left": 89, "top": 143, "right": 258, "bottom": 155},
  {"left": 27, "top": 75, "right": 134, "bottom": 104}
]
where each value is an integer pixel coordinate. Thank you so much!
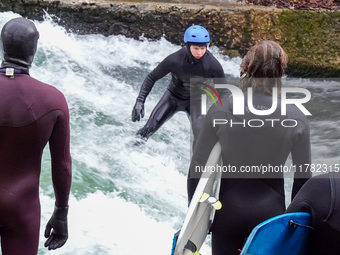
[{"left": 174, "top": 142, "right": 222, "bottom": 255}]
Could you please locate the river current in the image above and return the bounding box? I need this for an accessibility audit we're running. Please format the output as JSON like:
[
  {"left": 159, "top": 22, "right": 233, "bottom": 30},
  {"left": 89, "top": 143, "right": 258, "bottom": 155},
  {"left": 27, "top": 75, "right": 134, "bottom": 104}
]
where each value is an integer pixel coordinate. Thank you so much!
[{"left": 0, "top": 11, "right": 339, "bottom": 255}]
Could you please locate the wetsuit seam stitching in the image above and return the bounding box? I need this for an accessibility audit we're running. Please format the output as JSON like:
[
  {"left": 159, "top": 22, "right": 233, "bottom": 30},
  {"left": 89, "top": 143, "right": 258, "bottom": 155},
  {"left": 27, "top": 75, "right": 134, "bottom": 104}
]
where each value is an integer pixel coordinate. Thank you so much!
[
  {"left": 0, "top": 109, "right": 67, "bottom": 127},
  {"left": 29, "top": 105, "right": 44, "bottom": 153}
]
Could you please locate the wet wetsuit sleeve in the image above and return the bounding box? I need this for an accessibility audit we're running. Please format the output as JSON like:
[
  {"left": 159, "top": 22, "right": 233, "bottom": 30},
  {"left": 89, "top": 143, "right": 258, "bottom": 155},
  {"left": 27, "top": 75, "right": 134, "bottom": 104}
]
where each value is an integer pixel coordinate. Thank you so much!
[
  {"left": 137, "top": 53, "right": 177, "bottom": 102},
  {"left": 286, "top": 173, "right": 340, "bottom": 255},
  {"left": 291, "top": 120, "right": 312, "bottom": 200},
  {"left": 49, "top": 96, "right": 72, "bottom": 208},
  {"left": 187, "top": 110, "right": 221, "bottom": 201},
  {"left": 286, "top": 174, "right": 328, "bottom": 214}
]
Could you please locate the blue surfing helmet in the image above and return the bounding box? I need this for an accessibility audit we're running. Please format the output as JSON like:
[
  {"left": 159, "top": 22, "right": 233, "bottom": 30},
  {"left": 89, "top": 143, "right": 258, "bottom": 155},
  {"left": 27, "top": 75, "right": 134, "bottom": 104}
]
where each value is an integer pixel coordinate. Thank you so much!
[{"left": 184, "top": 25, "right": 210, "bottom": 44}]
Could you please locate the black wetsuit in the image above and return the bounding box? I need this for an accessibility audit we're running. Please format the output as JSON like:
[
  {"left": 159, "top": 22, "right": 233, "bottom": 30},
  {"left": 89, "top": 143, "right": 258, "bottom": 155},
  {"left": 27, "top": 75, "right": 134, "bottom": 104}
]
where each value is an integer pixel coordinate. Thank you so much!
[
  {"left": 286, "top": 172, "right": 340, "bottom": 255},
  {"left": 0, "top": 70, "right": 72, "bottom": 255},
  {"left": 188, "top": 91, "right": 311, "bottom": 255},
  {"left": 136, "top": 47, "right": 226, "bottom": 143}
]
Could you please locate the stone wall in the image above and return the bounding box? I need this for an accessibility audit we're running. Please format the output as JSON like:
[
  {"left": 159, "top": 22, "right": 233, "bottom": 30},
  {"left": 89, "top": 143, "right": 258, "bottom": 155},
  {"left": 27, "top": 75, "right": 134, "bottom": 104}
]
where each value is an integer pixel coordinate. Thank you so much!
[
  {"left": 0, "top": 0, "right": 339, "bottom": 77},
  {"left": 106, "top": 0, "right": 237, "bottom": 4}
]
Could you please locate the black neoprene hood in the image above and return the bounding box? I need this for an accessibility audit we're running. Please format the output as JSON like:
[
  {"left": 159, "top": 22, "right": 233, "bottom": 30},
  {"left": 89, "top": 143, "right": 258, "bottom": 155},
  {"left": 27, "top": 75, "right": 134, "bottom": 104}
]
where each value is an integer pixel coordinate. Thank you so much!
[{"left": 1, "top": 17, "right": 39, "bottom": 68}]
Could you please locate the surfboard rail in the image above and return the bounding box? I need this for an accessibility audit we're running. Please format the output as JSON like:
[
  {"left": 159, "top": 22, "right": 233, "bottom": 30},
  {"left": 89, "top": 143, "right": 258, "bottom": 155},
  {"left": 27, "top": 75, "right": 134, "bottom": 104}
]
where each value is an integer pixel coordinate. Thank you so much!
[{"left": 173, "top": 142, "right": 222, "bottom": 255}]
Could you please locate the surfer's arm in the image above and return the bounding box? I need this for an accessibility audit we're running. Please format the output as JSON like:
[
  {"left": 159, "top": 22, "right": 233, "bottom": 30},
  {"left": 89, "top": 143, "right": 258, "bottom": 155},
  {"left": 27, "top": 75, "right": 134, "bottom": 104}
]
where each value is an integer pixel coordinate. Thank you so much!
[
  {"left": 131, "top": 53, "right": 177, "bottom": 122},
  {"left": 44, "top": 96, "right": 72, "bottom": 250},
  {"left": 286, "top": 174, "right": 330, "bottom": 217},
  {"left": 187, "top": 110, "right": 221, "bottom": 201},
  {"left": 132, "top": 54, "right": 176, "bottom": 122},
  {"left": 49, "top": 99, "right": 72, "bottom": 208},
  {"left": 286, "top": 178, "right": 317, "bottom": 214},
  {"left": 136, "top": 53, "right": 176, "bottom": 103},
  {"left": 290, "top": 120, "right": 311, "bottom": 200}
]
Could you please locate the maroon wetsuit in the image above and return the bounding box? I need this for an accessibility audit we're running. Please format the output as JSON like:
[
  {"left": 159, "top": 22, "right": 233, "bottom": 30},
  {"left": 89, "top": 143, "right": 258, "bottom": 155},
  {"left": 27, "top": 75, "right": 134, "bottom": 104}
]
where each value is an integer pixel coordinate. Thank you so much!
[{"left": 0, "top": 71, "right": 72, "bottom": 255}]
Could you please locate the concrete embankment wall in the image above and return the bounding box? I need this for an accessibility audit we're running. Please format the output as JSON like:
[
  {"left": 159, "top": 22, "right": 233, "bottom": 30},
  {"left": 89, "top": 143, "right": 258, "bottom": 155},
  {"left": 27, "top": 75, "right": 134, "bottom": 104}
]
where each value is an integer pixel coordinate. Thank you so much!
[{"left": 1, "top": 0, "right": 340, "bottom": 77}]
